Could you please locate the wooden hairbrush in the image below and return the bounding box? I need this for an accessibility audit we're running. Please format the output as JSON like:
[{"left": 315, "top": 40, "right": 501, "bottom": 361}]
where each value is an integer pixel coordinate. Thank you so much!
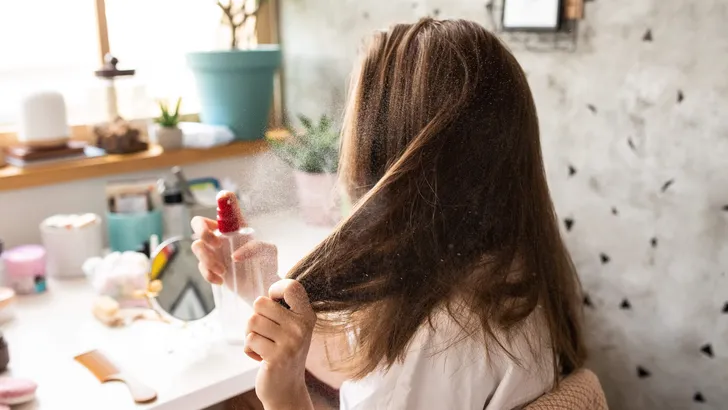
[{"left": 74, "top": 350, "right": 157, "bottom": 404}]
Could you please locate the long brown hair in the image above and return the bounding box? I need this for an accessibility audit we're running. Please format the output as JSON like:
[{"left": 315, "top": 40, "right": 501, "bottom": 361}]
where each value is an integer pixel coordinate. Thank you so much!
[{"left": 288, "top": 18, "right": 586, "bottom": 383}]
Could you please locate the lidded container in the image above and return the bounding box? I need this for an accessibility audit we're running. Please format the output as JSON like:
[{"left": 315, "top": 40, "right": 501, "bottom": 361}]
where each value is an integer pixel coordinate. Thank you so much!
[
  {"left": 92, "top": 54, "right": 149, "bottom": 154},
  {"left": 40, "top": 213, "right": 103, "bottom": 278}
]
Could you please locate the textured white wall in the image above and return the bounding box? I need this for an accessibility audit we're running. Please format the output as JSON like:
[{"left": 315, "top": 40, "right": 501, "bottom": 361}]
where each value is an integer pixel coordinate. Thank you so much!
[{"left": 280, "top": 0, "right": 728, "bottom": 409}]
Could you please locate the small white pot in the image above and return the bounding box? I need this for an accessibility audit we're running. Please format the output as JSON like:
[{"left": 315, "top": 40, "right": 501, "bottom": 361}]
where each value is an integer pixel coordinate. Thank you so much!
[
  {"left": 293, "top": 171, "right": 340, "bottom": 226},
  {"left": 152, "top": 125, "right": 183, "bottom": 151}
]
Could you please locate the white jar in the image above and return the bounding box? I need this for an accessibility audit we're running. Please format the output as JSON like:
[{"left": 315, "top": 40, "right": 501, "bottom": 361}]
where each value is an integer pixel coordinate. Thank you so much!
[
  {"left": 18, "top": 91, "right": 70, "bottom": 146},
  {"left": 40, "top": 214, "right": 104, "bottom": 278}
]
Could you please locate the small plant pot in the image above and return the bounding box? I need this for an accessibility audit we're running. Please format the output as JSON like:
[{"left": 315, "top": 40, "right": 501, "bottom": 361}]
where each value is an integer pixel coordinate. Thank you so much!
[
  {"left": 293, "top": 171, "right": 339, "bottom": 226},
  {"left": 153, "top": 126, "right": 183, "bottom": 151}
]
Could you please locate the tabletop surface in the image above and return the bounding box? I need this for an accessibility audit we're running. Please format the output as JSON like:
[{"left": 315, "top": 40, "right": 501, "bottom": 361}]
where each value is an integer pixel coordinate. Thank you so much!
[{"left": 4, "top": 210, "right": 333, "bottom": 410}]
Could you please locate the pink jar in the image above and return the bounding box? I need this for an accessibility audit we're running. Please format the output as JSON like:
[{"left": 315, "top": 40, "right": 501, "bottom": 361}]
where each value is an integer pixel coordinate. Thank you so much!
[{"left": 1, "top": 245, "right": 47, "bottom": 294}]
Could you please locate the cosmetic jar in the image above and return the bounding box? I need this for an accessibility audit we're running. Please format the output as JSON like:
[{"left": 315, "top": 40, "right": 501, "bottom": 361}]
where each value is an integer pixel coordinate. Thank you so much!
[
  {"left": 40, "top": 213, "right": 103, "bottom": 278},
  {"left": 1, "top": 245, "right": 47, "bottom": 294}
]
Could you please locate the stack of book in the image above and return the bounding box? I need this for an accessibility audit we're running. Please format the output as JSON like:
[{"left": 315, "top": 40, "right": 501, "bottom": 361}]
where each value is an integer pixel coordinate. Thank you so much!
[{"left": 3, "top": 141, "right": 103, "bottom": 168}]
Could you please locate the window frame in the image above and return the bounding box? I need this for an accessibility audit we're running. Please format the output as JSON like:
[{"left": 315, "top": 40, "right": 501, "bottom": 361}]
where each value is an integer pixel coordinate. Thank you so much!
[{"left": 0, "top": 0, "right": 282, "bottom": 148}]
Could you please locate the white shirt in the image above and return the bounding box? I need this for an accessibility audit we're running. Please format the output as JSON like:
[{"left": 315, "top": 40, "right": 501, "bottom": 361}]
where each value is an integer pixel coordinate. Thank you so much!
[{"left": 339, "top": 311, "right": 553, "bottom": 410}]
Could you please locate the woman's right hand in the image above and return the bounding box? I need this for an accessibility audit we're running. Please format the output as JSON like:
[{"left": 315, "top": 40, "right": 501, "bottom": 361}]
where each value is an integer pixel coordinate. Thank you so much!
[{"left": 190, "top": 216, "right": 280, "bottom": 299}]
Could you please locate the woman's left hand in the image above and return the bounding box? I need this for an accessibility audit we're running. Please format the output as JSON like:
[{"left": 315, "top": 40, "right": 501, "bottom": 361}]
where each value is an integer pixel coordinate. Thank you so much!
[{"left": 245, "top": 279, "right": 316, "bottom": 410}]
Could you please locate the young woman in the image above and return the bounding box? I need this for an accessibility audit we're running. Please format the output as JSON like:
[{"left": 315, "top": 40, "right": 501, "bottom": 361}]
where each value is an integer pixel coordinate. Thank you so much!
[{"left": 191, "top": 18, "right": 586, "bottom": 410}]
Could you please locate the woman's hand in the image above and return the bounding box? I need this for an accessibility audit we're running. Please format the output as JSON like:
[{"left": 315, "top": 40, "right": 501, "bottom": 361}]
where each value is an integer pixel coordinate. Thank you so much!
[
  {"left": 246, "top": 279, "right": 316, "bottom": 410},
  {"left": 190, "top": 216, "right": 280, "bottom": 302}
]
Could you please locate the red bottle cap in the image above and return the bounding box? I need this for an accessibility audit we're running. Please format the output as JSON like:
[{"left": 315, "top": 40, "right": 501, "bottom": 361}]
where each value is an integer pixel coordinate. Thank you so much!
[{"left": 216, "top": 191, "right": 244, "bottom": 233}]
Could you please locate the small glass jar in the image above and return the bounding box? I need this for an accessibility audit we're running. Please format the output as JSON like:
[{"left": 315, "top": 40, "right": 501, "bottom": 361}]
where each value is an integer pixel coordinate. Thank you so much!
[{"left": 92, "top": 54, "right": 149, "bottom": 154}]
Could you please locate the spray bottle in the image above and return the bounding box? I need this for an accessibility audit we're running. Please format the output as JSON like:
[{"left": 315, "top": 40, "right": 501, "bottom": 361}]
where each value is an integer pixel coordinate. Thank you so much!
[{"left": 213, "top": 190, "right": 265, "bottom": 344}]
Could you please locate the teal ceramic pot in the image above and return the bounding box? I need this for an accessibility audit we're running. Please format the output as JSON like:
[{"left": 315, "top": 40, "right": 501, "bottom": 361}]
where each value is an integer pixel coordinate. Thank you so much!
[{"left": 187, "top": 45, "right": 281, "bottom": 141}]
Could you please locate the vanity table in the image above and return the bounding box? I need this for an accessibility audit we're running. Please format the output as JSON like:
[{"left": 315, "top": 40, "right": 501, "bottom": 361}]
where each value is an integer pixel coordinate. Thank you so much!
[{"left": 2, "top": 210, "right": 332, "bottom": 410}]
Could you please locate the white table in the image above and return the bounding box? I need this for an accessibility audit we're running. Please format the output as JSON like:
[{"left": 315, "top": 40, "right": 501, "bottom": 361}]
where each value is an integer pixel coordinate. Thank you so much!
[{"left": 4, "top": 210, "right": 333, "bottom": 410}]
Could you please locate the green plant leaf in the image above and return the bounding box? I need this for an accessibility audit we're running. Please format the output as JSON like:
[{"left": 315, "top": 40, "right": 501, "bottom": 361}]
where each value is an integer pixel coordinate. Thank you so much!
[
  {"left": 269, "top": 113, "right": 341, "bottom": 173},
  {"left": 297, "top": 114, "right": 313, "bottom": 132},
  {"left": 155, "top": 98, "right": 181, "bottom": 127},
  {"left": 173, "top": 97, "right": 182, "bottom": 117},
  {"left": 318, "top": 114, "right": 331, "bottom": 133}
]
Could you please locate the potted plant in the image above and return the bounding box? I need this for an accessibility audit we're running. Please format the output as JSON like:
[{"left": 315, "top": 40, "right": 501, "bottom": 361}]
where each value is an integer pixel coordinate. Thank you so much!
[
  {"left": 186, "top": 0, "right": 281, "bottom": 141},
  {"left": 152, "top": 98, "right": 183, "bottom": 151},
  {"left": 268, "top": 114, "right": 340, "bottom": 226}
]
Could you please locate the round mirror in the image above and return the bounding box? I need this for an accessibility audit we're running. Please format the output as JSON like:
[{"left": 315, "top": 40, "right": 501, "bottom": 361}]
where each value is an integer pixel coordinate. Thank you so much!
[{"left": 149, "top": 236, "right": 215, "bottom": 321}]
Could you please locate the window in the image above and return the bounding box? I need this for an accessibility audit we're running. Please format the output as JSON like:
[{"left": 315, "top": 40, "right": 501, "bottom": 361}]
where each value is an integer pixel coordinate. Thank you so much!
[
  {"left": 104, "top": 0, "right": 224, "bottom": 118},
  {"left": 0, "top": 0, "right": 278, "bottom": 145},
  {"left": 0, "top": 0, "right": 101, "bottom": 126}
]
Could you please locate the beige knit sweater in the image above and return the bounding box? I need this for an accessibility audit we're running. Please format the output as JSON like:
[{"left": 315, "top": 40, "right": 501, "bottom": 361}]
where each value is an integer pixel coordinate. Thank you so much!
[{"left": 524, "top": 369, "right": 608, "bottom": 410}]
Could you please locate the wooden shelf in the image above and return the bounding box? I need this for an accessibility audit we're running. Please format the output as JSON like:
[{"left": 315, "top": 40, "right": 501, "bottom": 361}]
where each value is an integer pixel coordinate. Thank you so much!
[{"left": 0, "top": 140, "right": 269, "bottom": 192}]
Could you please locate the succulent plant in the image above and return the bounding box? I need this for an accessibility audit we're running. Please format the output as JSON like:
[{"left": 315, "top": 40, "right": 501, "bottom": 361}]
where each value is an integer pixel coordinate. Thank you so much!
[
  {"left": 155, "top": 98, "right": 181, "bottom": 128},
  {"left": 268, "top": 114, "right": 340, "bottom": 174}
]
